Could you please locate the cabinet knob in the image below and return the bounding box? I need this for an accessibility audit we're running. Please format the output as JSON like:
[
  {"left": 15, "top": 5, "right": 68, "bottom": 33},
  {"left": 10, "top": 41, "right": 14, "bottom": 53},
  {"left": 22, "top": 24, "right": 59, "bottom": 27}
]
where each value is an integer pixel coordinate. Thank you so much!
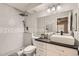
[{"left": 62, "top": 50, "right": 64, "bottom": 52}]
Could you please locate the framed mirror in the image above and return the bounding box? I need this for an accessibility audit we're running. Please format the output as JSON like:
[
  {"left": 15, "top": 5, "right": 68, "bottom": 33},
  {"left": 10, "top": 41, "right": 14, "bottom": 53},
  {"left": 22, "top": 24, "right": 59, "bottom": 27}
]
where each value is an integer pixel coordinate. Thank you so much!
[
  {"left": 75, "top": 13, "right": 77, "bottom": 31},
  {"left": 57, "top": 17, "right": 68, "bottom": 33}
]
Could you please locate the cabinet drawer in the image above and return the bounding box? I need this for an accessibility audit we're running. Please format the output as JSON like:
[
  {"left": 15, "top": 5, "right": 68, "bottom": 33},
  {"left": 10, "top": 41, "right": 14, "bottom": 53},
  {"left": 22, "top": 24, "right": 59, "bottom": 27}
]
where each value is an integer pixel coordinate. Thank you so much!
[
  {"left": 36, "top": 48, "right": 47, "bottom": 56},
  {"left": 54, "top": 45, "right": 78, "bottom": 56},
  {"left": 47, "top": 43, "right": 78, "bottom": 56},
  {"left": 56, "top": 46, "right": 78, "bottom": 56},
  {"left": 36, "top": 52, "right": 47, "bottom": 56},
  {"left": 61, "top": 49, "right": 78, "bottom": 56},
  {"left": 37, "top": 45, "right": 47, "bottom": 49},
  {"left": 47, "top": 44, "right": 56, "bottom": 50},
  {"left": 35, "top": 41, "right": 44, "bottom": 46},
  {"left": 35, "top": 41, "right": 47, "bottom": 49},
  {"left": 38, "top": 48, "right": 47, "bottom": 51},
  {"left": 47, "top": 51, "right": 61, "bottom": 56}
]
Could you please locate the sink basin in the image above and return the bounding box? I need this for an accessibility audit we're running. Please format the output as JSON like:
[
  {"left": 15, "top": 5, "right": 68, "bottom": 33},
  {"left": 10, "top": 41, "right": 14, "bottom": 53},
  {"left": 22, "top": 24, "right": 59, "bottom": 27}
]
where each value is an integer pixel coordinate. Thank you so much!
[{"left": 50, "top": 35, "right": 75, "bottom": 45}]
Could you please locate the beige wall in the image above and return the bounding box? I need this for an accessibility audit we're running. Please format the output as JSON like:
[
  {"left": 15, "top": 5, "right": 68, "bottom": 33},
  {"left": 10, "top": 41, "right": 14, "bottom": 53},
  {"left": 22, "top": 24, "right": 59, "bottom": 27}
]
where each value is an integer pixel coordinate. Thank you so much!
[
  {"left": 0, "top": 4, "right": 24, "bottom": 55},
  {"left": 25, "top": 15, "right": 37, "bottom": 34},
  {"left": 37, "top": 11, "right": 70, "bottom": 34}
]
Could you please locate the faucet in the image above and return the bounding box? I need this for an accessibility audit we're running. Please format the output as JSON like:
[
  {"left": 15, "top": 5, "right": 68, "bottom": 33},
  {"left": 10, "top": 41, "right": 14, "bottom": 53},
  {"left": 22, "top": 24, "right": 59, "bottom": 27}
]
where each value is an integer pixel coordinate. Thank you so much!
[{"left": 60, "top": 31, "right": 63, "bottom": 35}]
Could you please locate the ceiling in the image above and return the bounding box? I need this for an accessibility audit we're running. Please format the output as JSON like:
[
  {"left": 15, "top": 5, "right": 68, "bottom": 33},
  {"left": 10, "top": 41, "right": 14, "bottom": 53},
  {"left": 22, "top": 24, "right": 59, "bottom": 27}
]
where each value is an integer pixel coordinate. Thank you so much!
[
  {"left": 7, "top": 3, "right": 41, "bottom": 12},
  {"left": 6, "top": 3, "right": 78, "bottom": 17},
  {"left": 7, "top": 3, "right": 59, "bottom": 13}
]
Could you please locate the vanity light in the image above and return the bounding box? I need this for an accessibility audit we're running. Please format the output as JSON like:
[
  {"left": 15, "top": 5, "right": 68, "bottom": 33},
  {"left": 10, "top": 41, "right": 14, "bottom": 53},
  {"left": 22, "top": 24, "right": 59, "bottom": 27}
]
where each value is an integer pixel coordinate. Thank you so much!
[
  {"left": 47, "top": 4, "right": 61, "bottom": 13},
  {"left": 51, "top": 7, "right": 56, "bottom": 11},
  {"left": 57, "top": 5, "right": 61, "bottom": 10},
  {"left": 47, "top": 8, "right": 51, "bottom": 13}
]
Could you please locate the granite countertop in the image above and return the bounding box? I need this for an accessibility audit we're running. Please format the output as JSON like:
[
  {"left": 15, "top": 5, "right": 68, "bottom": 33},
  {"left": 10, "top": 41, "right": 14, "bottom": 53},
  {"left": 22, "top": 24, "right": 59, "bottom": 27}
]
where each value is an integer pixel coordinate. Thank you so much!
[{"left": 35, "top": 38, "right": 78, "bottom": 50}]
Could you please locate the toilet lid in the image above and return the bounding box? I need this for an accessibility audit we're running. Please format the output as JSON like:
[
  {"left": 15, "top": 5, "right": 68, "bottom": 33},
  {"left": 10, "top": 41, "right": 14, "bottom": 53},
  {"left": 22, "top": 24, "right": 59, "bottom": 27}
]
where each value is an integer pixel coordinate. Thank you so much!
[{"left": 23, "top": 45, "right": 36, "bottom": 52}]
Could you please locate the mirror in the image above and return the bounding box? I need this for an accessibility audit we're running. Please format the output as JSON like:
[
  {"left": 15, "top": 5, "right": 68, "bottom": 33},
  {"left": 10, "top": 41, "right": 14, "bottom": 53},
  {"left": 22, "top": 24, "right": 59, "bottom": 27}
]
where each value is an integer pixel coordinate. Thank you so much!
[{"left": 57, "top": 17, "right": 68, "bottom": 33}]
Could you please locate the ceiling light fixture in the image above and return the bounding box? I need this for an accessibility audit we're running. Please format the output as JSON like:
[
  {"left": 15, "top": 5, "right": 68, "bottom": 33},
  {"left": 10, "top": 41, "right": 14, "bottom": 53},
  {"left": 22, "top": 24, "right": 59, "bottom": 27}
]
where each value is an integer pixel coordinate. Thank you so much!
[
  {"left": 57, "top": 5, "right": 61, "bottom": 10},
  {"left": 47, "top": 4, "right": 61, "bottom": 13},
  {"left": 47, "top": 8, "right": 51, "bottom": 13},
  {"left": 51, "top": 6, "right": 56, "bottom": 11}
]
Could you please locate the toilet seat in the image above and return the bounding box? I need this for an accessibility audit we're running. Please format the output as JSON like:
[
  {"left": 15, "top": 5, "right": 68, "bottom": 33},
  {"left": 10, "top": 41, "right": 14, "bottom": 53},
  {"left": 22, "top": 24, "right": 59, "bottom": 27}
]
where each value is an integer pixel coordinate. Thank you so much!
[{"left": 23, "top": 45, "right": 36, "bottom": 54}]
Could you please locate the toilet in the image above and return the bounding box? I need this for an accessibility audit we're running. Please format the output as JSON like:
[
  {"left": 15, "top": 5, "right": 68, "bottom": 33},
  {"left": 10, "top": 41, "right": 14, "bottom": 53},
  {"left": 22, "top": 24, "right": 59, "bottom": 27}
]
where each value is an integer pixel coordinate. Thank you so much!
[
  {"left": 17, "top": 33, "right": 37, "bottom": 56},
  {"left": 17, "top": 45, "right": 36, "bottom": 56},
  {"left": 23, "top": 45, "right": 36, "bottom": 56}
]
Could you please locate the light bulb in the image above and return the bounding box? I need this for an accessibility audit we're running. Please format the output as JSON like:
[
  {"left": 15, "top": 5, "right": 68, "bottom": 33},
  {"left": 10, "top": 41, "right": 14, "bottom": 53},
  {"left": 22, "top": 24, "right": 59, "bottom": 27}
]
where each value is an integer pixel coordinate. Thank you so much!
[
  {"left": 57, "top": 5, "right": 61, "bottom": 10},
  {"left": 51, "top": 7, "right": 55, "bottom": 11},
  {"left": 47, "top": 8, "right": 51, "bottom": 12}
]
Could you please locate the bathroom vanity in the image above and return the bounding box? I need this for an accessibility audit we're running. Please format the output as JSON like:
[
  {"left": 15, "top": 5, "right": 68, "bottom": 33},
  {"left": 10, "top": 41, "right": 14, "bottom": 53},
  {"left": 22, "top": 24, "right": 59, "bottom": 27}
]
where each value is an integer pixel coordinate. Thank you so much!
[{"left": 34, "top": 38, "right": 78, "bottom": 56}]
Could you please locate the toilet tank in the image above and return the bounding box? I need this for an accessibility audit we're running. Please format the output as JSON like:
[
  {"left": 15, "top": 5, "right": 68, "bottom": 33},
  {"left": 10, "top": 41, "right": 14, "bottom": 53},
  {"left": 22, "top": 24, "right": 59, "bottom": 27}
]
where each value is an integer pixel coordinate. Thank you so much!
[{"left": 23, "top": 32, "right": 32, "bottom": 47}]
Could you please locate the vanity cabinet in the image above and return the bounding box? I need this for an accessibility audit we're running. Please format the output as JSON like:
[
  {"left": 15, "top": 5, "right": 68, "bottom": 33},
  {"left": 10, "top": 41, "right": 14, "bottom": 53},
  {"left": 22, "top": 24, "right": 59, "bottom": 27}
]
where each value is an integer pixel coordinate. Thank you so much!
[
  {"left": 35, "top": 41, "right": 47, "bottom": 56},
  {"left": 35, "top": 40, "right": 78, "bottom": 56},
  {"left": 47, "top": 43, "right": 78, "bottom": 56}
]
